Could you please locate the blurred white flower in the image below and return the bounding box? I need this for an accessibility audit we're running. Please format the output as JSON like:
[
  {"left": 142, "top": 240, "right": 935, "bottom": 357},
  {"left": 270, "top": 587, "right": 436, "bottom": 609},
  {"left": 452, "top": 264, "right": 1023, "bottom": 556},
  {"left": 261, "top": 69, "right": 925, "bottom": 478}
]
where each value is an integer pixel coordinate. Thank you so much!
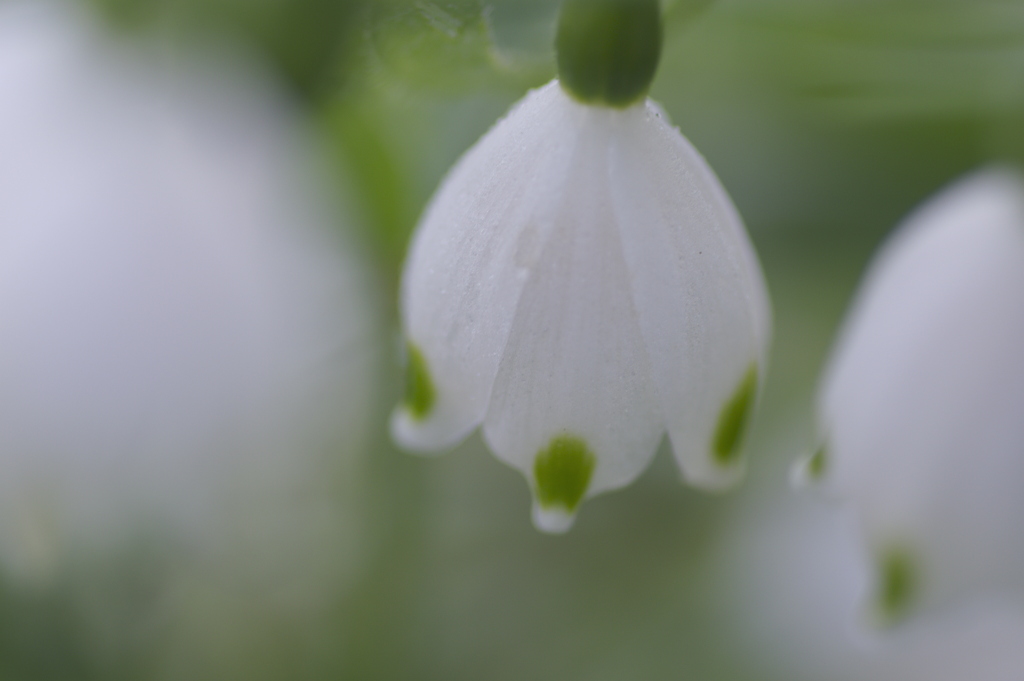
[
  {"left": 798, "top": 169, "right": 1024, "bottom": 624},
  {"left": 0, "top": 0, "right": 378, "bottom": 603},
  {"left": 391, "top": 79, "right": 771, "bottom": 533},
  {"left": 720, "top": 438, "right": 1024, "bottom": 681}
]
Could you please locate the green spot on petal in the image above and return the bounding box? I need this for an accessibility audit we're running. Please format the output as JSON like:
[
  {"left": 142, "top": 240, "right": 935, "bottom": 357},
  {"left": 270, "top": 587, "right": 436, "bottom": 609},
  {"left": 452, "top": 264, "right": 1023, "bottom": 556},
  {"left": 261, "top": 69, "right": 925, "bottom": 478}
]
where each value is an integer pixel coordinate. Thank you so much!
[
  {"left": 534, "top": 436, "right": 596, "bottom": 512},
  {"left": 402, "top": 341, "right": 435, "bottom": 421},
  {"left": 876, "top": 547, "right": 918, "bottom": 625},
  {"left": 807, "top": 443, "right": 828, "bottom": 480},
  {"left": 712, "top": 364, "right": 758, "bottom": 465}
]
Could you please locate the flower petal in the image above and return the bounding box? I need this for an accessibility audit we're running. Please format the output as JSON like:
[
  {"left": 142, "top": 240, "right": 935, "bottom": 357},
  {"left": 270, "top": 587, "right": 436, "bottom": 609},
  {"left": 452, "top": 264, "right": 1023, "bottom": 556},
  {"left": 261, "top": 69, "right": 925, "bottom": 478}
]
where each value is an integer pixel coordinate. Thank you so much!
[
  {"left": 608, "top": 102, "right": 771, "bottom": 489},
  {"left": 482, "top": 103, "right": 662, "bottom": 532},
  {"left": 392, "top": 81, "right": 578, "bottom": 451}
]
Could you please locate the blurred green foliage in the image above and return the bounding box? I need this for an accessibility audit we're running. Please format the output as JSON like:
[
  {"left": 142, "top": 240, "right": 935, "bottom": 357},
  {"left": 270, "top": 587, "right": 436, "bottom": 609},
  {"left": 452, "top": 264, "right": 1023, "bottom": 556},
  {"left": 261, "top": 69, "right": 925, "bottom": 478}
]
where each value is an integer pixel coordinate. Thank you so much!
[{"left": 0, "top": 576, "right": 98, "bottom": 680}]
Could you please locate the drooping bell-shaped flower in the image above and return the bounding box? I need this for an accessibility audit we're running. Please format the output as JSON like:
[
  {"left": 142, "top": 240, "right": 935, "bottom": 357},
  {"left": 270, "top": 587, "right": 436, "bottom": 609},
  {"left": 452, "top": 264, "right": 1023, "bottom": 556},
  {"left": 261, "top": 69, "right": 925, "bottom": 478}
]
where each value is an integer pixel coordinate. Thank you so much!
[
  {"left": 797, "top": 169, "right": 1024, "bottom": 625},
  {"left": 392, "top": 0, "right": 771, "bottom": 532}
]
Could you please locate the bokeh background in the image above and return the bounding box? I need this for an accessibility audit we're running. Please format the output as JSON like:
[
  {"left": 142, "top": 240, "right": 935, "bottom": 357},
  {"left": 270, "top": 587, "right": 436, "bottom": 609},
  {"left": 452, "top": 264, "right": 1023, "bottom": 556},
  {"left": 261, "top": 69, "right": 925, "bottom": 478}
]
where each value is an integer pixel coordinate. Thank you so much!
[{"left": 1, "top": 0, "right": 1023, "bottom": 679}]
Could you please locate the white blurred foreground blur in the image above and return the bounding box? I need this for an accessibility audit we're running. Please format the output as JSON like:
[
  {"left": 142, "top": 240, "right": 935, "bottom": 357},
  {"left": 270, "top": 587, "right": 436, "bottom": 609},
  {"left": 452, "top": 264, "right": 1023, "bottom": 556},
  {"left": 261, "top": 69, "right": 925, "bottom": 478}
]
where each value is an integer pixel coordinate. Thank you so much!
[{"left": 0, "top": 0, "right": 377, "bottom": 618}]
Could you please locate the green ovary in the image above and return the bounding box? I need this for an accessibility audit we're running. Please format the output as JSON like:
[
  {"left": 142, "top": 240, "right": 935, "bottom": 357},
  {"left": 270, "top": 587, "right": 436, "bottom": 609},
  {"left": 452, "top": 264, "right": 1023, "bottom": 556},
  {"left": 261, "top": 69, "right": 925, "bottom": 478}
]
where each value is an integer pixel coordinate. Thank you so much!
[
  {"left": 534, "top": 436, "right": 596, "bottom": 512},
  {"left": 555, "top": 0, "right": 662, "bottom": 108},
  {"left": 712, "top": 364, "right": 758, "bottom": 465},
  {"left": 402, "top": 341, "right": 435, "bottom": 420}
]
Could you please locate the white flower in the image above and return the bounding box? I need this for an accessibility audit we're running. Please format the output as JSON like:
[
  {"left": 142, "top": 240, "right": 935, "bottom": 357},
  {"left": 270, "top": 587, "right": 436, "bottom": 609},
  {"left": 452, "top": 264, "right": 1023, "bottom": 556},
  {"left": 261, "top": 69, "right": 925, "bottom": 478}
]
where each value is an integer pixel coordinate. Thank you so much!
[
  {"left": 391, "top": 79, "right": 771, "bottom": 532},
  {"left": 0, "top": 0, "right": 378, "bottom": 596},
  {"left": 799, "top": 169, "right": 1024, "bottom": 624},
  {"left": 720, "top": 453, "right": 1024, "bottom": 681}
]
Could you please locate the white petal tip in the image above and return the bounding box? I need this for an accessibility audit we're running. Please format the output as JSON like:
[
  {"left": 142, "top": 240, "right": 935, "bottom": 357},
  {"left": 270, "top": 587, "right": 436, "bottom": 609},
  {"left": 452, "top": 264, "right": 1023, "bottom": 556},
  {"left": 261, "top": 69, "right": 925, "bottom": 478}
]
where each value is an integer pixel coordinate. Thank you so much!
[
  {"left": 389, "top": 408, "right": 448, "bottom": 456},
  {"left": 677, "top": 459, "right": 747, "bottom": 492},
  {"left": 532, "top": 504, "right": 577, "bottom": 534},
  {"left": 389, "top": 408, "right": 420, "bottom": 449}
]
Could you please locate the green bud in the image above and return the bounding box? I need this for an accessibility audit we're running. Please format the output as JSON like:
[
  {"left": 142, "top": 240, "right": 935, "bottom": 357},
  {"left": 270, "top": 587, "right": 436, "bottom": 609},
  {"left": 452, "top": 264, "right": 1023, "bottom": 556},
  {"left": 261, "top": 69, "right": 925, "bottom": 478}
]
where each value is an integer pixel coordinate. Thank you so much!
[{"left": 555, "top": 0, "right": 662, "bottom": 108}]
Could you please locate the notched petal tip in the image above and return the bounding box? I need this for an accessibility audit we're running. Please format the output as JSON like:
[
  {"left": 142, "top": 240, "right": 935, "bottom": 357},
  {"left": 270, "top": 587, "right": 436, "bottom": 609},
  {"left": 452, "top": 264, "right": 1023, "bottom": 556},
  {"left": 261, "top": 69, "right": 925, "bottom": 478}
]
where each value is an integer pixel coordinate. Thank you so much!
[
  {"left": 390, "top": 340, "right": 457, "bottom": 455},
  {"left": 870, "top": 546, "right": 919, "bottom": 628},
  {"left": 712, "top": 363, "right": 759, "bottom": 467},
  {"left": 790, "top": 442, "right": 829, "bottom": 488},
  {"left": 531, "top": 435, "right": 595, "bottom": 533},
  {"left": 674, "top": 363, "right": 758, "bottom": 491},
  {"left": 401, "top": 340, "right": 435, "bottom": 421}
]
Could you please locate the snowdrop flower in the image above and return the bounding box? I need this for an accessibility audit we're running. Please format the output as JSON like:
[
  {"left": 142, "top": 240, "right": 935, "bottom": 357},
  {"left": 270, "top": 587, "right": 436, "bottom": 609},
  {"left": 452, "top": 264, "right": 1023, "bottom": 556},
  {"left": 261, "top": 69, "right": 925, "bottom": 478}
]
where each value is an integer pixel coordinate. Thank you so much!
[
  {"left": 0, "top": 0, "right": 377, "bottom": 595},
  {"left": 797, "top": 169, "right": 1024, "bottom": 625},
  {"left": 392, "top": 0, "right": 771, "bottom": 532}
]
